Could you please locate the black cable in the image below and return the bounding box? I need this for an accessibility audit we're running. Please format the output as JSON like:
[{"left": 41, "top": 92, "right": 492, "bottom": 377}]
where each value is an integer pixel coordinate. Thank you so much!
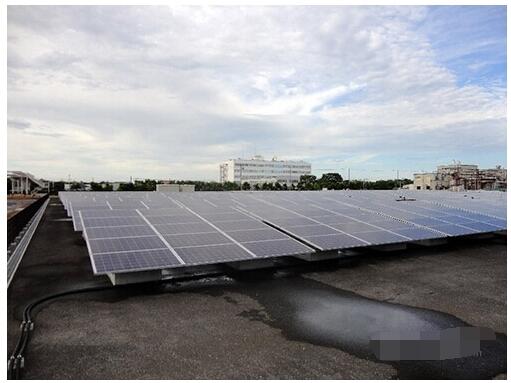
[
  {"left": 7, "top": 273, "right": 225, "bottom": 379},
  {"left": 8, "top": 285, "right": 115, "bottom": 379},
  {"left": 7, "top": 257, "right": 353, "bottom": 379}
]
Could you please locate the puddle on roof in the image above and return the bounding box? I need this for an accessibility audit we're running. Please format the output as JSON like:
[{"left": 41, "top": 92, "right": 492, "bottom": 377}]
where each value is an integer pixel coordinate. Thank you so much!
[{"left": 231, "top": 275, "right": 506, "bottom": 379}]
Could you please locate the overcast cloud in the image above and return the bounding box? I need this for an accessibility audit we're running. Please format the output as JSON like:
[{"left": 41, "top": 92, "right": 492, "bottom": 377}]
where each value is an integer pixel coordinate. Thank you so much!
[{"left": 7, "top": 5, "right": 507, "bottom": 181}]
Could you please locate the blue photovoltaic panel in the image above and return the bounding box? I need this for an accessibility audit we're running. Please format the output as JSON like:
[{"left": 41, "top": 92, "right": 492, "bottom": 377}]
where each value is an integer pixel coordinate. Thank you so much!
[
  {"left": 303, "top": 234, "right": 368, "bottom": 250},
  {"left": 59, "top": 189, "right": 505, "bottom": 275},
  {"left": 77, "top": 201, "right": 314, "bottom": 274},
  {"left": 214, "top": 220, "right": 269, "bottom": 231},
  {"left": 392, "top": 228, "right": 442, "bottom": 240},
  {"left": 349, "top": 231, "right": 407, "bottom": 244},
  {"left": 288, "top": 225, "right": 339, "bottom": 237},
  {"left": 86, "top": 225, "right": 156, "bottom": 240},
  {"left": 153, "top": 222, "right": 216, "bottom": 235},
  {"left": 226, "top": 228, "right": 289, "bottom": 242},
  {"left": 93, "top": 249, "right": 183, "bottom": 274},
  {"left": 163, "top": 232, "right": 232, "bottom": 248},
  {"left": 243, "top": 239, "right": 315, "bottom": 257},
  {"left": 175, "top": 244, "right": 254, "bottom": 265},
  {"left": 146, "top": 215, "right": 201, "bottom": 225},
  {"left": 82, "top": 216, "right": 147, "bottom": 228},
  {"left": 88, "top": 236, "right": 166, "bottom": 254}
]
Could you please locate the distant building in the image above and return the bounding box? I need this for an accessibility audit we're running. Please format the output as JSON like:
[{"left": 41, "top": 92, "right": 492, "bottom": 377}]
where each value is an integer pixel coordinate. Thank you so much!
[
  {"left": 219, "top": 155, "right": 312, "bottom": 185},
  {"left": 413, "top": 164, "right": 506, "bottom": 191},
  {"left": 7, "top": 171, "right": 48, "bottom": 194},
  {"left": 413, "top": 173, "right": 442, "bottom": 191},
  {"left": 64, "top": 182, "right": 92, "bottom": 191},
  {"left": 156, "top": 183, "right": 195, "bottom": 192}
]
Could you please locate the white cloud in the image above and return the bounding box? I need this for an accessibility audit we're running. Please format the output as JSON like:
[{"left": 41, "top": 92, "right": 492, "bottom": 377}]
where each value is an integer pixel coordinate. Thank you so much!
[{"left": 7, "top": 5, "right": 506, "bottom": 181}]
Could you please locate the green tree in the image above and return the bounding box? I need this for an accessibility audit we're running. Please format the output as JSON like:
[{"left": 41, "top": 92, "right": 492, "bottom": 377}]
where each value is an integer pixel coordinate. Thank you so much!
[
  {"left": 242, "top": 182, "right": 251, "bottom": 190},
  {"left": 103, "top": 182, "right": 113, "bottom": 191},
  {"left": 297, "top": 175, "right": 317, "bottom": 190},
  {"left": 317, "top": 173, "right": 344, "bottom": 190},
  {"left": 223, "top": 182, "right": 239, "bottom": 191},
  {"left": 118, "top": 182, "right": 135, "bottom": 191}
]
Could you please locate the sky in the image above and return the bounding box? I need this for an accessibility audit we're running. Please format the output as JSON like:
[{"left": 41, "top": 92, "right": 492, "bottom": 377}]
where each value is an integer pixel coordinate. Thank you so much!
[{"left": 7, "top": 5, "right": 507, "bottom": 182}]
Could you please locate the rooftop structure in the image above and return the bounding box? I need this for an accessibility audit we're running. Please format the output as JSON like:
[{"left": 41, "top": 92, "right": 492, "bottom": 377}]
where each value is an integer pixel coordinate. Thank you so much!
[
  {"left": 156, "top": 183, "right": 195, "bottom": 192},
  {"left": 8, "top": 170, "right": 48, "bottom": 194},
  {"left": 219, "top": 155, "right": 311, "bottom": 185},
  {"left": 7, "top": 192, "right": 507, "bottom": 379},
  {"left": 413, "top": 164, "right": 506, "bottom": 191}
]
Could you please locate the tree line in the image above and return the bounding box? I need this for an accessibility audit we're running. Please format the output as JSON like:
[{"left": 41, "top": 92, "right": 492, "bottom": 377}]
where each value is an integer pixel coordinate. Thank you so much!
[{"left": 49, "top": 173, "right": 411, "bottom": 193}]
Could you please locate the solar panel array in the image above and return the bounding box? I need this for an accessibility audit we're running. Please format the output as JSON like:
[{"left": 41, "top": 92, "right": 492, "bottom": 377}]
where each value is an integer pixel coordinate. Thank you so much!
[{"left": 59, "top": 190, "right": 506, "bottom": 275}]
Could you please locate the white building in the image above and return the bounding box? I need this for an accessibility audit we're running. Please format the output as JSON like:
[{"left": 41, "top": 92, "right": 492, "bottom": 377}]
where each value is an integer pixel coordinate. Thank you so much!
[{"left": 219, "top": 155, "right": 312, "bottom": 185}]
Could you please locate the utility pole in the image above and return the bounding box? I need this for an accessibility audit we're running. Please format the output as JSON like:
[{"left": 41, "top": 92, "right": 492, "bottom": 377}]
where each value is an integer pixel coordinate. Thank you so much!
[{"left": 239, "top": 164, "right": 244, "bottom": 191}]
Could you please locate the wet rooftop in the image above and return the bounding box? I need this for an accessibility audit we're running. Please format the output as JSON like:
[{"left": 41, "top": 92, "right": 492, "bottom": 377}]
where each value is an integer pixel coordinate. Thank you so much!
[{"left": 7, "top": 196, "right": 507, "bottom": 379}]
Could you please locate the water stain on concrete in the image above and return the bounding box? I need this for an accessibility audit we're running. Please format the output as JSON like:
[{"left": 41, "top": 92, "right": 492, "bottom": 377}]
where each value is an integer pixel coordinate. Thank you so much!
[{"left": 232, "top": 275, "right": 506, "bottom": 379}]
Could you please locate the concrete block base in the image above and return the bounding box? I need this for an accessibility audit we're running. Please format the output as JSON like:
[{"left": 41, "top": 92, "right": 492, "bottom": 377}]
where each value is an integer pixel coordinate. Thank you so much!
[
  {"left": 226, "top": 258, "right": 275, "bottom": 270},
  {"left": 162, "top": 264, "right": 222, "bottom": 279},
  {"left": 412, "top": 238, "right": 449, "bottom": 247},
  {"left": 371, "top": 243, "right": 407, "bottom": 252},
  {"left": 294, "top": 250, "right": 343, "bottom": 262},
  {"left": 108, "top": 270, "right": 162, "bottom": 285},
  {"left": 471, "top": 233, "right": 497, "bottom": 240}
]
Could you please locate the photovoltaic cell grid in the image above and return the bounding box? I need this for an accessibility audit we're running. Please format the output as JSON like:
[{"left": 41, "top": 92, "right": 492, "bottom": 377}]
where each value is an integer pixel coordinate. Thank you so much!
[
  {"left": 72, "top": 194, "right": 314, "bottom": 274},
  {"left": 227, "top": 194, "right": 438, "bottom": 250},
  {"left": 333, "top": 191, "right": 507, "bottom": 234},
  {"left": 58, "top": 190, "right": 506, "bottom": 275}
]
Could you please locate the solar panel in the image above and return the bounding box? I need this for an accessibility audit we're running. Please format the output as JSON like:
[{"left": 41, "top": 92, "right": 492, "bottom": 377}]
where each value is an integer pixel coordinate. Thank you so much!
[
  {"left": 243, "top": 239, "right": 313, "bottom": 257},
  {"left": 302, "top": 233, "right": 367, "bottom": 249},
  {"left": 392, "top": 227, "right": 441, "bottom": 240},
  {"left": 288, "top": 225, "right": 339, "bottom": 237},
  {"left": 154, "top": 222, "right": 217, "bottom": 235},
  {"left": 86, "top": 225, "right": 156, "bottom": 240},
  {"left": 175, "top": 244, "right": 253, "bottom": 265},
  {"left": 226, "top": 228, "right": 288, "bottom": 242},
  {"left": 93, "top": 249, "right": 183, "bottom": 274},
  {"left": 163, "top": 232, "right": 232, "bottom": 248},
  {"left": 59, "top": 189, "right": 505, "bottom": 276},
  {"left": 76, "top": 200, "right": 314, "bottom": 274},
  {"left": 214, "top": 220, "right": 269, "bottom": 231},
  {"left": 82, "top": 216, "right": 147, "bottom": 228},
  {"left": 146, "top": 215, "right": 201, "bottom": 225},
  {"left": 90, "top": 236, "right": 166, "bottom": 254},
  {"left": 350, "top": 230, "right": 408, "bottom": 244}
]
